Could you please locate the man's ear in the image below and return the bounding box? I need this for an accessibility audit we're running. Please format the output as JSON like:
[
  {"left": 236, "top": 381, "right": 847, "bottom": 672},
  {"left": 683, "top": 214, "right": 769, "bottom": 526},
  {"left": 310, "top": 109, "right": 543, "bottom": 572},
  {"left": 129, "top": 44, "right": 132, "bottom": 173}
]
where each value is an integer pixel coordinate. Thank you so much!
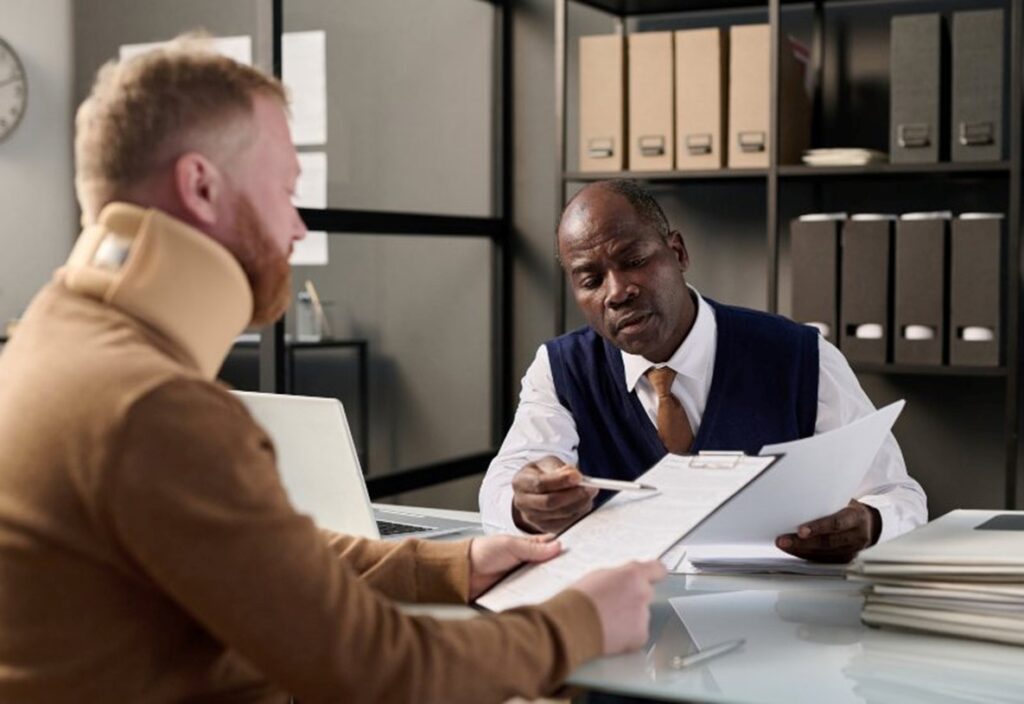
[
  {"left": 667, "top": 230, "right": 690, "bottom": 272},
  {"left": 173, "top": 152, "right": 223, "bottom": 227}
]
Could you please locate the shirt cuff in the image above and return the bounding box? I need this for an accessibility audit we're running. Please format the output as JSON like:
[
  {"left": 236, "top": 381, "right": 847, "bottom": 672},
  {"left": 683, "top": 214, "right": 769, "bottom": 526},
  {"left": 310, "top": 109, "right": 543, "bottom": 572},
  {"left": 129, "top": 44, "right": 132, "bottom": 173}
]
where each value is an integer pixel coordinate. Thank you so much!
[
  {"left": 483, "top": 488, "right": 529, "bottom": 536},
  {"left": 856, "top": 493, "right": 898, "bottom": 545}
]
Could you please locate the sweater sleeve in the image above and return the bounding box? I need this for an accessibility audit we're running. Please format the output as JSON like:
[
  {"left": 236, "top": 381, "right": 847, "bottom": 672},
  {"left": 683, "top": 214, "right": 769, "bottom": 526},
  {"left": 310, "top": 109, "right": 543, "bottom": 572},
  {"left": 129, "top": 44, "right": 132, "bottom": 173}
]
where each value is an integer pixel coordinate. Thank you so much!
[
  {"left": 101, "top": 379, "right": 602, "bottom": 703},
  {"left": 318, "top": 529, "right": 472, "bottom": 604}
]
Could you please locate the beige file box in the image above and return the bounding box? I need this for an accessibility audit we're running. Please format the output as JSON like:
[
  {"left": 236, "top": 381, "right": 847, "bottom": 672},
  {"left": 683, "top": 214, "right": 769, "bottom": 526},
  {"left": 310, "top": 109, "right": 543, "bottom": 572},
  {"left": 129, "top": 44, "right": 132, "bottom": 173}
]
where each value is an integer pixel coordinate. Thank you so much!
[
  {"left": 629, "top": 32, "right": 675, "bottom": 171},
  {"left": 579, "top": 34, "right": 625, "bottom": 172},
  {"left": 675, "top": 28, "right": 728, "bottom": 170},
  {"left": 728, "top": 25, "right": 810, "bottom": 168},
  {"left": 729, "top": 24, "right": 770, "bottom": 168}
]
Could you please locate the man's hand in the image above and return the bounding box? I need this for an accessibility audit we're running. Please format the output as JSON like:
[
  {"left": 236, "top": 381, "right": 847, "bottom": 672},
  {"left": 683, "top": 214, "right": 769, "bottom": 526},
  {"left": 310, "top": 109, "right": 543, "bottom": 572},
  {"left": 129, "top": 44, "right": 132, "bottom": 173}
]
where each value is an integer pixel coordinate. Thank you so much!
[
  {"left": 467, "top": 534, "right": 561, "bottom": 600},
  {"left": 511, "top": 456, "right": 599, "bottom": 534},
  {"left": 775, "top": 500, "right": 882, "bottom": 563},
  {"left": 570, "top": 561, "right": 667, "bottom": 655}
]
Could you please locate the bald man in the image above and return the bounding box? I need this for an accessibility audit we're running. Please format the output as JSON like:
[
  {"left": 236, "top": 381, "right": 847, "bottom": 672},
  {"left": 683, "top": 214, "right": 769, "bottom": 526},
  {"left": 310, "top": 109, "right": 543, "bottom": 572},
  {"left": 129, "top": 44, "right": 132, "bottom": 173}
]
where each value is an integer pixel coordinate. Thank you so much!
[{"left": 481, "top": 179, "right": 927, "bottom": 563}]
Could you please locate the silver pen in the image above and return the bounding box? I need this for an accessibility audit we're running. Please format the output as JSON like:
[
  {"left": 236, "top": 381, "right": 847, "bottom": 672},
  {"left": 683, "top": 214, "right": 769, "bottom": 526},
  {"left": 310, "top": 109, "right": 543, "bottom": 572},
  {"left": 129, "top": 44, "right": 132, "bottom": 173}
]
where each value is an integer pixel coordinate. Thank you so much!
[
  {"left": 578, "top": 476, "right": 657, "bottom": 492},
  {"left": 670, "top": 638, "right": 745, "bottom": 669}
]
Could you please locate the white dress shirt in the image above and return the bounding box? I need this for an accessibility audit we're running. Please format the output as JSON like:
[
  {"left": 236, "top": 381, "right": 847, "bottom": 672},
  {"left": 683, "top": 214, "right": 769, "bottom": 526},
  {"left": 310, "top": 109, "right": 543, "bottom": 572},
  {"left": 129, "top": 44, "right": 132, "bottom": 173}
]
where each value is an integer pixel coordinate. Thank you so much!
[{"left": 479, "top": 290, "right": 928, "bottom": 541}]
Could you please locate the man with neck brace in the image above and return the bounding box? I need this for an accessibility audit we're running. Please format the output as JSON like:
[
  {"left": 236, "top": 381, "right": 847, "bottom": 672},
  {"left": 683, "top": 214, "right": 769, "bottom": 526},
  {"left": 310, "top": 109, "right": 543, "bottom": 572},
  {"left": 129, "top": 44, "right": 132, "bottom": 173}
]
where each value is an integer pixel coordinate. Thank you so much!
[{"left": 0, "top": 38, "right": 665, "bottom": 702}]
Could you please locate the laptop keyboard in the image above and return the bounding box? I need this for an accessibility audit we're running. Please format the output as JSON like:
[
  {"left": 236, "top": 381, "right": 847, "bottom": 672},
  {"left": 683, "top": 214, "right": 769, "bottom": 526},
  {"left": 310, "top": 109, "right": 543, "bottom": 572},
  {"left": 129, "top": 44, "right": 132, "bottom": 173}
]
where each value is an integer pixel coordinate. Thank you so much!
[{"left": 376, "top": 519, "right": 432, "bottom": 536}]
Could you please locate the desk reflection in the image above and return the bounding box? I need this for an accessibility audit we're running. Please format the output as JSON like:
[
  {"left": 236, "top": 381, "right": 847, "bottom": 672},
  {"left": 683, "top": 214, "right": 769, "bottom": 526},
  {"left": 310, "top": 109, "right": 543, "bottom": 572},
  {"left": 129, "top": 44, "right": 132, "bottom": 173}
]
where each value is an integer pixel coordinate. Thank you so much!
[{"left": 571, "top": 576, "right": 1024, "bottom": 704}]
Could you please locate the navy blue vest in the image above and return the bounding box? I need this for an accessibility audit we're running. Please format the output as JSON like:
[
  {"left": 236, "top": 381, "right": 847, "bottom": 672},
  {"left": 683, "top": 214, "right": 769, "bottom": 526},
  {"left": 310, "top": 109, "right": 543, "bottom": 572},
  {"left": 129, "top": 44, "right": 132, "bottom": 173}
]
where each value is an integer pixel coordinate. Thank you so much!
[{"left": 545, "top": 299, "right": 819, "bottom": 481}]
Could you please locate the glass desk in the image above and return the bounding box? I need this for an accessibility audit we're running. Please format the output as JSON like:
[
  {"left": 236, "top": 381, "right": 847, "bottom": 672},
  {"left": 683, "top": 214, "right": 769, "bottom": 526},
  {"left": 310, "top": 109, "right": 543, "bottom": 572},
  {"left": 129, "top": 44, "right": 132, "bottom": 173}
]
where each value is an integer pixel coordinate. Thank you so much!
[
  {"left": 398, "top": 508, "right": 1024, "bottom": 703},
  {"left": 385, "top": 509, "right": 1024, "bottom": 699},
  {"left": 572, "top": 574, "right": 1024, "bottom": 703}
]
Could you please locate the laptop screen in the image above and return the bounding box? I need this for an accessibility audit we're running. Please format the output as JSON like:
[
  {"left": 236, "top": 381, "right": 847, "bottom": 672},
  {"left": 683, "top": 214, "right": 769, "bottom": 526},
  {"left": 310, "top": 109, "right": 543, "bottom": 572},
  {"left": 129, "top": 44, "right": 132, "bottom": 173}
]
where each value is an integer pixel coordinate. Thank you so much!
[{"left": 231, "top": 391, "right": 380, "bottom": 538}]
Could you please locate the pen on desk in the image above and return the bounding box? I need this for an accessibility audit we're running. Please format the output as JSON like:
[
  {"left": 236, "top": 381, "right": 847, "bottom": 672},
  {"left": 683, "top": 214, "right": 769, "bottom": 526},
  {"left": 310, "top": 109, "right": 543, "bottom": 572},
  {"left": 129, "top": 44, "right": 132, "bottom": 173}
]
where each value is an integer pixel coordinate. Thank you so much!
[
  {"left": 670, "top": 638, "right": 745, "bottom": 669},
  {"left": 578, "top": 476, "right": 657, "bottom": 492}
]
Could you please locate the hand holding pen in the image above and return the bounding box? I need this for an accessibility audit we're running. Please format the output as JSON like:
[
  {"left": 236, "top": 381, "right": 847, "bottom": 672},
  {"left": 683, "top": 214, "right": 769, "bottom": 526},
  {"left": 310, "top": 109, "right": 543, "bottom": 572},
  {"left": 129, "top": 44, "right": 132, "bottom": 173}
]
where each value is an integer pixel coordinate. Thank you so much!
[{"left": 511, "top": 456, "right": 600, "bottom": 534}]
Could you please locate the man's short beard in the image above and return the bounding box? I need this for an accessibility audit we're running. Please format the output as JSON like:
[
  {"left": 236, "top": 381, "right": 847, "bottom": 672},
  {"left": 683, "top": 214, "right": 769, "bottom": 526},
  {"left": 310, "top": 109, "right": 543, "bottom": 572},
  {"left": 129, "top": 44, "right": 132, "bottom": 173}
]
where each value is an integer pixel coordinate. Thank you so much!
[{"left": 231, "top": 195, "right": 292, "bottom": 327}]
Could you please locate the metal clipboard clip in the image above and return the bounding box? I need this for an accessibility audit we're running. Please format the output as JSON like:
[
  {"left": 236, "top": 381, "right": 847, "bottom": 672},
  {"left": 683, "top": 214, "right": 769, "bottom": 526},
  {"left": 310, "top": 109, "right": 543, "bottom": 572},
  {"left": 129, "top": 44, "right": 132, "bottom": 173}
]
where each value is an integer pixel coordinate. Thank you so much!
[{"left": 689, "top": 451, "right": 745, "bottom": 469}]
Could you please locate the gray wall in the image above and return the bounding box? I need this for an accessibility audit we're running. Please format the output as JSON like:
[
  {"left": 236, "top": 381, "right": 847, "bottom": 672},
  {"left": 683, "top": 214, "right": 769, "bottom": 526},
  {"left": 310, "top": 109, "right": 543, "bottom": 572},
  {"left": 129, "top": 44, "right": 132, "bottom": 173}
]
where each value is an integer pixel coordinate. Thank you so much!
[
  {"left": 0, "top": 0, "right": 75, "bottom": 330},
  {"left": 282, "top": 0, "right": 497, "bottom": 508}
]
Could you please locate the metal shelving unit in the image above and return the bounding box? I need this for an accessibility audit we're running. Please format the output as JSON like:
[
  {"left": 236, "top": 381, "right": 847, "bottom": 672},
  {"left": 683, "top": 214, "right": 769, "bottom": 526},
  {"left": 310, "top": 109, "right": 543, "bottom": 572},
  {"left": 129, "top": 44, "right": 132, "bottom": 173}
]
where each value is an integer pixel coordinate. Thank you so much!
[
  {"left": 555, "top": 0, "right": 1024, "bottom": 509},
  {"left": 261, "top": 0, "right": 513, "bottom": 499}
]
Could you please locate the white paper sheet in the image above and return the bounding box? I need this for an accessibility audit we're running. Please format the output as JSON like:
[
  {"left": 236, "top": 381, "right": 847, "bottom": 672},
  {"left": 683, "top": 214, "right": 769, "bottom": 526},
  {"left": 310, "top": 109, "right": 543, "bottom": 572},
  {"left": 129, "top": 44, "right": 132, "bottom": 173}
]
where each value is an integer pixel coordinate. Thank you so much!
[
  {"left": 290, "top": 152, "right": 328, "bottom": 266},
  {"left": 683, "top": 401, "right": 905, "bottom": 546},
  {"left": 120, "top": 35, "right": 253, "bottom": 66},
  {"left": 282, "top": 31, "right": 327, "bottom": 146},
  {"left": 476, "top": 455, "right": 776, "bottom": 612}
]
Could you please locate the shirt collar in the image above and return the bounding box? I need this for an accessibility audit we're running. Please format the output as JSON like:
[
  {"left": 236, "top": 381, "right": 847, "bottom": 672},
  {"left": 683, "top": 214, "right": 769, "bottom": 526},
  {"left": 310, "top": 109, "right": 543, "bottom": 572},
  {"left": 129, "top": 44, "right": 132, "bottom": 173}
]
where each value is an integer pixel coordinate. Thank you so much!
[{"left": 622, "top": 288, "right": 717, "bottom": 392}]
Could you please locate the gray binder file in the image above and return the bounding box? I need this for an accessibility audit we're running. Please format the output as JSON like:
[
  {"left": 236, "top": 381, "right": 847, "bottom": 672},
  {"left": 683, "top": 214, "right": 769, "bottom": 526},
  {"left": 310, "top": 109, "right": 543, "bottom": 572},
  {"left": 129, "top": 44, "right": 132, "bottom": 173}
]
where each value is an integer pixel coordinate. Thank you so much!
[
  {"left": 951, "top": 10, "right": 1004, "bottom": 162},
  {"left": 950, "top": 214, "right": 1004, "bottom": 366},
  {"left": 791, "top": 214, "right": 844, "bottom": 346},
  {"left": 894, "top": 213, "right": 950, "bottom": 366},
  {"left": 841, "top": 215, "right": 895, "bottom": 364},
  {"left": 890, "top": 14, "right": 947, "bottom": 164}
]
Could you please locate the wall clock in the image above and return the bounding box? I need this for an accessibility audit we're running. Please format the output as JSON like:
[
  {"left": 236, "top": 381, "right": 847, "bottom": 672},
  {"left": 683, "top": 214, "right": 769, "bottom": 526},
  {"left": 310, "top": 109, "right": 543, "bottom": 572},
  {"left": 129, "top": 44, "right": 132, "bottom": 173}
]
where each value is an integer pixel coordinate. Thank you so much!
[{"left": 0, "top": 37, "right": 27, "bottom": 143}]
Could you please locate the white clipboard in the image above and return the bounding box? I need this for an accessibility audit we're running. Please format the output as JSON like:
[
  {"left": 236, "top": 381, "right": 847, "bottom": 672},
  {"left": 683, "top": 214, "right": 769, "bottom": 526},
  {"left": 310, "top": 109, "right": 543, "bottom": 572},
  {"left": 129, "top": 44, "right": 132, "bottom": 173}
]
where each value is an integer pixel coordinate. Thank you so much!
[{"left": 476, "top": 453, "right": 779, "bottom": 612}]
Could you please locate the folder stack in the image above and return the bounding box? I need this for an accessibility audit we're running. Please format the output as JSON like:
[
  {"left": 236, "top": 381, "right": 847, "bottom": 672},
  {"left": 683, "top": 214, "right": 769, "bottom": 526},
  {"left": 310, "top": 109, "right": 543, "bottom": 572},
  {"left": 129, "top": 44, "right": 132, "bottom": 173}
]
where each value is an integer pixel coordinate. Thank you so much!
[{"left": 850, "top": 510, "right": 1024, "bottom": 647}]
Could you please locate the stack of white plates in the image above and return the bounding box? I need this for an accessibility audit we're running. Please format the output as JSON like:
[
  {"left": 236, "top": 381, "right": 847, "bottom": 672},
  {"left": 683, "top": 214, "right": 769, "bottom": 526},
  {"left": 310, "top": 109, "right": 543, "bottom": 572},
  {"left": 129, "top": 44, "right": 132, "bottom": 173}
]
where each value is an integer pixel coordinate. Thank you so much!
[{"left": 802, "top": 148, "right": 888, "bottom": 166}]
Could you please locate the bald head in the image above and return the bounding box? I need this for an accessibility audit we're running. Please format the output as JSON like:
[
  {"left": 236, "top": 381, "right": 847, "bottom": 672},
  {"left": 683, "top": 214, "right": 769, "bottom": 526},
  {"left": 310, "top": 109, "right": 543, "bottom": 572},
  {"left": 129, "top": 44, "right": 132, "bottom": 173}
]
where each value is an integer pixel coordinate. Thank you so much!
[{"left": 559, "top": 180, "right": 671, "bottom": 244}]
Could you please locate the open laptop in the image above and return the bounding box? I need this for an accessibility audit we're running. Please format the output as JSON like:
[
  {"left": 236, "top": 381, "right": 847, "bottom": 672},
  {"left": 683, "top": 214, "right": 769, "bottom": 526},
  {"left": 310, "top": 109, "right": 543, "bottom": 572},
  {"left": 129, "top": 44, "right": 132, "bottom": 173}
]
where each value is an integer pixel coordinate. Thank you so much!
[{"left": 232, "top": 391, "right": 477, "bottom": 540}]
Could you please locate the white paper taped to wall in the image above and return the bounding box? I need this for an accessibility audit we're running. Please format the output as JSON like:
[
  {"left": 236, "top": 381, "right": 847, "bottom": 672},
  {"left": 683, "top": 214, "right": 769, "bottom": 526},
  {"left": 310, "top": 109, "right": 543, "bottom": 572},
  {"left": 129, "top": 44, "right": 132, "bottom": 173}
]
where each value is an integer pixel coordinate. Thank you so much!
[
  {"left": 282, "top": 31, "right": 327, "bottom": 146},
  {"left": 290, "top": 151, "right": 329, "bottom": 266},
  {"left": 120, "top": 35, "right": 253, "bottom": 66}
]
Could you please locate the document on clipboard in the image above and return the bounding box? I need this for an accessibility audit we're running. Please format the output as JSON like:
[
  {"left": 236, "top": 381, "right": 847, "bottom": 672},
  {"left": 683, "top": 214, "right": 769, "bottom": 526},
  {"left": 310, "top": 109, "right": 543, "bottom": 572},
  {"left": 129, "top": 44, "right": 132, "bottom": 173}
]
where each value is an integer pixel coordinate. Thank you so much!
[
  {"left": 475, "top": 453, "right": 779, "bottom": 612},
  {"left": 665, "top": 400, "right": 906, "bottom": 575}
]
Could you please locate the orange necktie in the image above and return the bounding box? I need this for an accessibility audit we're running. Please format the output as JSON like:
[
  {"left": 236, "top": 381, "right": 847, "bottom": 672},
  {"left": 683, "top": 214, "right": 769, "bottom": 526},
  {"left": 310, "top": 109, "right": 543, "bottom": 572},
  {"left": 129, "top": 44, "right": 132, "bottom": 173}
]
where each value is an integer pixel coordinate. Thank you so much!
[{"left": 645, "top": 367, "right": 694, "bottom": 454}]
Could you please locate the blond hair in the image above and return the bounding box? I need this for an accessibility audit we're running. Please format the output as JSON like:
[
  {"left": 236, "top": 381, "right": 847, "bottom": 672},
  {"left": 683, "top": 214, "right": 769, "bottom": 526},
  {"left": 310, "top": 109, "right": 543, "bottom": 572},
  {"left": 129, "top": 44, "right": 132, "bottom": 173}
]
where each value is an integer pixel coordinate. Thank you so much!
[{"left": 74, "top": 33, "right": 286, "bottom": 224}]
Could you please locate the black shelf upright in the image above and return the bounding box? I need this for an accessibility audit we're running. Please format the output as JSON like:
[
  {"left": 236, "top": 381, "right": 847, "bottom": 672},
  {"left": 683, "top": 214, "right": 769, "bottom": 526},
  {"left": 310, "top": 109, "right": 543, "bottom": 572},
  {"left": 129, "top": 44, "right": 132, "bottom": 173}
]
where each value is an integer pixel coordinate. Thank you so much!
[{"left": 264, "top": 0, "right": 513, "bottom": 498}]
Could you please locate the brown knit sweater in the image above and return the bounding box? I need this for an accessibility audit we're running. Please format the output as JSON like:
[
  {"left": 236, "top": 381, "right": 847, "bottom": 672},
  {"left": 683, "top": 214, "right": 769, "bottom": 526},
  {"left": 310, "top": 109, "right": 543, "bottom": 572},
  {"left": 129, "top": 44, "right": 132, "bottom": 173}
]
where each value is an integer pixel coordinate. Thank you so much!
[{"left": 0, "top": 204, "right": 602, "bottom": 703}]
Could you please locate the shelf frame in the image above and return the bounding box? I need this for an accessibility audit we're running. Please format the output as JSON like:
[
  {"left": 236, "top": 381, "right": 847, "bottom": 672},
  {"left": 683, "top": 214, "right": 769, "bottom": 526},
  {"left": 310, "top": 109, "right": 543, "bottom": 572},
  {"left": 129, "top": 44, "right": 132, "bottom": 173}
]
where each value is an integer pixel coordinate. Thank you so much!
[
  {"left": 556, "top": 0, "right": 1024, "bottom": 510},
  {"left": 853, "top": 363, "right": 1009, "bottom": 378},
  {"left": 1005, "top": 0, "right": 1022, "bottom": 509}
]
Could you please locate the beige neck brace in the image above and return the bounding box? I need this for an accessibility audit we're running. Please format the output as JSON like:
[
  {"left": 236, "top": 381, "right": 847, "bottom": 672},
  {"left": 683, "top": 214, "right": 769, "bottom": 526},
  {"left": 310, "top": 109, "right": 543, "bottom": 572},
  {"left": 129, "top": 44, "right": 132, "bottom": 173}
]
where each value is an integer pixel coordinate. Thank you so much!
[{"left": 62, "top": 203, "right": 254, "bottom": 379}]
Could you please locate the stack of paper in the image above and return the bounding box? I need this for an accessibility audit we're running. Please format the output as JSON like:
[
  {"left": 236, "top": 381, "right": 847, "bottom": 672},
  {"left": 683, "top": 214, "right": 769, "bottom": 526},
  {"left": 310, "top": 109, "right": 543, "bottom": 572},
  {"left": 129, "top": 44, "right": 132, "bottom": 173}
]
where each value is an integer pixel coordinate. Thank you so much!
[
  {"left": 680, "top": 545, "right": 848, "bottom": 577},
  {"left": 849, "top": 510, "right": 1024, "bottom": 646},
  {"left": 845, "top": 628, "right": 1024, "bottom": 701},
  {"left": 802, "top": 148, "right": 887, "bottom": 166}
]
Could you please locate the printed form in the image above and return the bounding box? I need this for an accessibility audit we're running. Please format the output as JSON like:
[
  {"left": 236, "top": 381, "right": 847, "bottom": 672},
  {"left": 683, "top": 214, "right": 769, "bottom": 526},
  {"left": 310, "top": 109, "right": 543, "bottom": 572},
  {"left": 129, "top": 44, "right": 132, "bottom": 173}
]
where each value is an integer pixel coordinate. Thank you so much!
[{"left": 476, "top": 454, "right": 776, "bottom": 612}]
